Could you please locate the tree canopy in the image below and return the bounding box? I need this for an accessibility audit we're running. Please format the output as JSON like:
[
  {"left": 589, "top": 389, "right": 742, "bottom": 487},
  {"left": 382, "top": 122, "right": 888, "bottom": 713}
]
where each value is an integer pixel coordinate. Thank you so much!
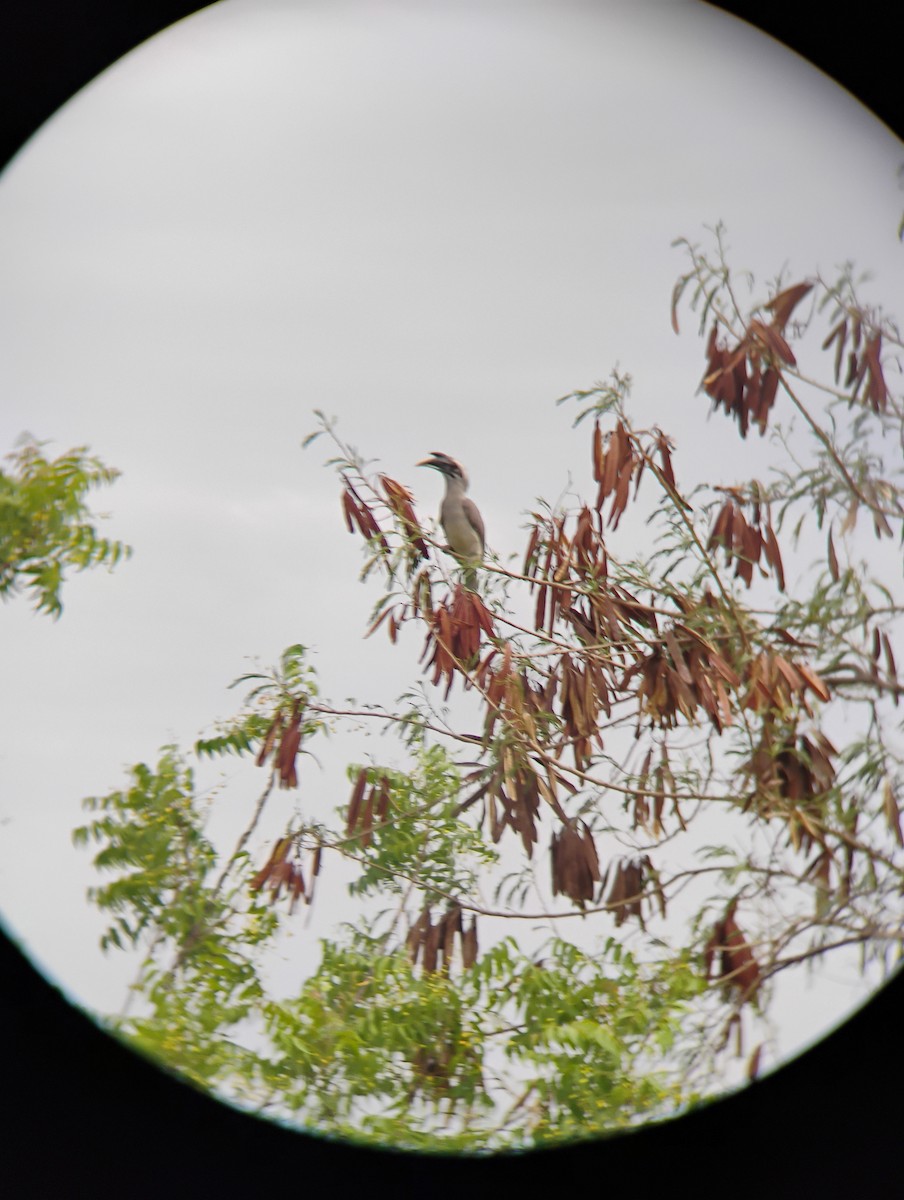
[
  {"left": 74, "top": 228, "right": 903, "bottom": 1151},
  {"left": 0, "top": 436, "right": 130, "bottom": 617}
]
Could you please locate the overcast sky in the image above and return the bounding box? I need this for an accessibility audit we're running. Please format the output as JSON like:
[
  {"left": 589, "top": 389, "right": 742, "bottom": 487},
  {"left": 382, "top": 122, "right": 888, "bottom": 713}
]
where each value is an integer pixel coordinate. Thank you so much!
[{"left": 1, "top": 0, "right": 902, "bottom": 1094}]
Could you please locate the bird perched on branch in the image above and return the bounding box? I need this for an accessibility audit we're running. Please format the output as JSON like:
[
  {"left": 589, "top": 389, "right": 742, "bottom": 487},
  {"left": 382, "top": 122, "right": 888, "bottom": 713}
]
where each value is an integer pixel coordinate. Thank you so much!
[{"left": 417, "top": 451, "right": 485, "bottom": 587}]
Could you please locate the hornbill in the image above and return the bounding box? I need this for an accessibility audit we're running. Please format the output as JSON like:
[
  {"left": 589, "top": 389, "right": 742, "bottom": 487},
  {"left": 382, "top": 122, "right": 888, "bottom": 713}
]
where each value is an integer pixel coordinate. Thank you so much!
[{"left": 417, "top": 451, "right": 485, "bottom": 586}]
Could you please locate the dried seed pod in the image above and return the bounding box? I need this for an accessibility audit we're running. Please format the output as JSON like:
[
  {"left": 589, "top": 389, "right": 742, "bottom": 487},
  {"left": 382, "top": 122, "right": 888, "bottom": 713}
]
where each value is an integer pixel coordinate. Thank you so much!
[{"left": 704, "top": 900, "right": 761, "bottom": 1002}]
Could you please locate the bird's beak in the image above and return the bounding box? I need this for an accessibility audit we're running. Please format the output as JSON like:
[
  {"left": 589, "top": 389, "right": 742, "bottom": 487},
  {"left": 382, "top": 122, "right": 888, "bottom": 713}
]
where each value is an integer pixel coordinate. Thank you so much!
[{"left": 416, "top": 457, "right": 437, "bottom": 468}]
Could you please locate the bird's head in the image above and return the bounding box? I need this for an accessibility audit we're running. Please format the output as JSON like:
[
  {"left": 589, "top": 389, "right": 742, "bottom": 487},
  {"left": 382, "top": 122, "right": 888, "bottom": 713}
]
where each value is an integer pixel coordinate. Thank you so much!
[{"left": 416, "top": 451, "right": 469, "bottom": 489}]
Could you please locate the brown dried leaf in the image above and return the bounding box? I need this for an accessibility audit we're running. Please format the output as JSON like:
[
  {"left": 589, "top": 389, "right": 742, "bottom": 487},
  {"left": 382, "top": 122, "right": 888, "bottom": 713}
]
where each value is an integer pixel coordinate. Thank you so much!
[
  {"left": 423, "top": 916, "right": 440, "bottom": 974},
  {"left": 599, "top": 439, "right": 620, "bottom": 501},
  {"left": 746, "top": 1043, "right": 763, "bottom": 1082},
  {"left": 605, "top": 856, "right": 646, "bottom": 927},
  {"left": 580, "top": 822, "right": 601, "bottom": 883},
  {"left": 872, "top": 625, "right": 882, "bottom": 662},
  {"left": 359, "top": 787, "right": 375, "bottom": 847},
  {"left": 708, "top": 903, "right": 760, "bottom": 1002},
  {"left": 341, "top": 481, "right": 386, "bottom": 548},
  {"left": 288, "top": 863, "right": 307, "bottom": 914},
  {"left": 851, "top": 313, "right": 862, "bottom": 351},
  {"left": 608, "top": 456, "right": 635, "bottom": 530},
  {"left": 469, "top": 591, "right": 497, "bottom": 639},
  {"left": 822, "top": 318, "right": 847, "bottom": 383},
  {"left": 773, "top": 655, "right": 806, "bottom": 694},
  {"left": 380, "top": 474, "right": 429, "bottom": 558},
  {"left": 592, "top": 421, "right": 604, "bottom": 483},
  {"left": 872, "top": 505, "right": 893, "bottom": 540},
  {"left": 755, "top": 367, "right": 779, "bottom": 434},
  {"left": 523, "top": 523, "right": 541, "bottom": 578},
  {"left": 737, "top": 521, "right": 761, "bottom": 586},
  {"left": 276, "top": 712, "right": 302, "bottom": 789},
  {"left": 255, "top": 713, "right": 284, "bottom": 768},
  {"left": 762, "top": 522, "right": 785, "bottom": 591},
  {"left": 365, "top": 602, "right": 399, "bottom": 641},
  {"left": 442, "top": 904, "right": 461, "bottom": 969},
  {"left": 664, "top": 627, "right": 694, "bottom": 686},
  {"left": 721, "top": 910, "right": 761, "bottom": 999},
  {"left": 462, "top": 918, "right": 479, "bottom": 969},
  {"left": 707, "top": 500, "right": 733, "bottom": 553},
  {"left": 346, "top": 769, "right": 367, "bottom": 836},
  {"left": 827, "top": 525, "right": 839, "bottom": 582},
  {"left": 670, "top": 280, "right": 682, "bottom": 334},
  {"left": 341, "top": 488, "right": 361, "bottom": 534},
  {"left": 882, "top": 633, "right": 898, "bottom": 696},
  {"left": 765, "top": 281, "right": 813, "bottom": 331},
  {"left": 796, "top": 661, "right": 831, "bottom": 703},
  {"left": 656, "top": 431, "right": 676, "bottom": 491},
  {"left": 750, "top": 318, "right": 796, "bottom": 366},
  {"left": 864, "top": 333, "right": 888, "bottom": 413},
  {"left": 550, "top": 823, "right": 598, "bottom": 907},
  {"left": 249, "top": 836, "right": 293, "bottom": 892}
]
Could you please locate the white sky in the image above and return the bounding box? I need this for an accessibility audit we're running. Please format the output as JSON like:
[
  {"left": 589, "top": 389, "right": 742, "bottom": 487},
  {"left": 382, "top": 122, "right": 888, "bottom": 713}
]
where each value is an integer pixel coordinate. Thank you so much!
[{"left": 1, "top": 0, "right": 902, "bottom": 1096}]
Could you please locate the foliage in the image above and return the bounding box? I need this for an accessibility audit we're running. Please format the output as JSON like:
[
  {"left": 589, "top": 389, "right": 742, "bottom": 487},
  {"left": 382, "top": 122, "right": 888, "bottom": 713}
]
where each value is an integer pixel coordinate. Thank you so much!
[
  {"left": 0, "top": 436, "right": 130, "bottom": 617},
  {"left": 74, "top": 749, "right": 278, "bottom": 1093},
  {"left": 75, "top": 745, "right": 694, "bottom": 1149},
  {"left": 75, "top": 227, "right": 904, "bottom": 1150}
]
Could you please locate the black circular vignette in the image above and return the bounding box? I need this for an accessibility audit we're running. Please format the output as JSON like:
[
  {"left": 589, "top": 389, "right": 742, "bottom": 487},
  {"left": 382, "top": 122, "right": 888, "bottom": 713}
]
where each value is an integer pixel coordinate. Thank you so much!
[
  {"left": 1, "top": 2, "right": 902, "bottom": 1194},
  {"left": 3, "top": 926, "right": 902, "bottom": 1193}
]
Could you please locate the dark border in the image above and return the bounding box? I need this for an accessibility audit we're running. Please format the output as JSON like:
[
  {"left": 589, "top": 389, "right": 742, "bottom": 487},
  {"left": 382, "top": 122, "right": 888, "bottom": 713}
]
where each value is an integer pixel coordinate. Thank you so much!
[{"left": 1, "top": 2, "right": 902, "bottom": 1194}]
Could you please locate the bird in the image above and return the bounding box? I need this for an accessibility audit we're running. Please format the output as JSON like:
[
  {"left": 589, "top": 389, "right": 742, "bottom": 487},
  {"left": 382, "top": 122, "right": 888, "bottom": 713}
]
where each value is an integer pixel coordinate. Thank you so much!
[{"left": 416, "top": 451, "right": 485, "bottom": 586}]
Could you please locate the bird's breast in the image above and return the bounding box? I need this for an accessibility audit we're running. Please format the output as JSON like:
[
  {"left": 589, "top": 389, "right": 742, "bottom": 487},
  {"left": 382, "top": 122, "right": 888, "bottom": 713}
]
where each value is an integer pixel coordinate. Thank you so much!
[{"left": 440, "top": 501, "right": 484, "bottom": 560}]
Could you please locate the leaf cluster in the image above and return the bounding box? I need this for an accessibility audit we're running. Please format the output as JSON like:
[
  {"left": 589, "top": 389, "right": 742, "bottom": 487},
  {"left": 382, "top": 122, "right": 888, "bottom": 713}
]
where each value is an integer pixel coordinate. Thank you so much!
[
  {"left": 0, "top": 436, "right": 130, "bottom": 617},
  {"left": 70, "top": 227, "right": 904, "bottom": 1149}
]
